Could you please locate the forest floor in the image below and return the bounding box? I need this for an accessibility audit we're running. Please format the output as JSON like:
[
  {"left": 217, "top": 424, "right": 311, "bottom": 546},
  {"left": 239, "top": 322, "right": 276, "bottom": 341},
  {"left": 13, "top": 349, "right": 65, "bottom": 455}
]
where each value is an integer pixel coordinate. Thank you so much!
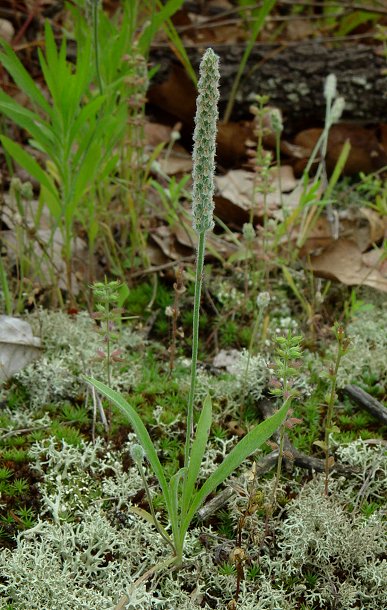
[{"left": 0, "top": 2, "right": 386, "bottom": 609}]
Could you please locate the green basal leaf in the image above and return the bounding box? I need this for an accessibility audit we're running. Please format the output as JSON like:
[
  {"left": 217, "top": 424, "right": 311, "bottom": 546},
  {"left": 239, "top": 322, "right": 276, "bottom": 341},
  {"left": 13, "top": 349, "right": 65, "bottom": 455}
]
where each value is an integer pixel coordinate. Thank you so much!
[
  {"left": 181, "top": 394, "right": 212, "bottom": 516},
  {"left": 181, "top": 398, "right": 290, "bottom": 534},
  {"left": 83, "top": 377, "right": 173, "bottom": 518}
]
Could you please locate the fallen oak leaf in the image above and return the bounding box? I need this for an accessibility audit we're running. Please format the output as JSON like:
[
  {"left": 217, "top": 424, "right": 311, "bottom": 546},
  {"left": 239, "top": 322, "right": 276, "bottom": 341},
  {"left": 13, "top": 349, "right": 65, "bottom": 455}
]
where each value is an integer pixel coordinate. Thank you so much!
[{"left": 309, "top": 239, "right": 387, "bottom": 292}]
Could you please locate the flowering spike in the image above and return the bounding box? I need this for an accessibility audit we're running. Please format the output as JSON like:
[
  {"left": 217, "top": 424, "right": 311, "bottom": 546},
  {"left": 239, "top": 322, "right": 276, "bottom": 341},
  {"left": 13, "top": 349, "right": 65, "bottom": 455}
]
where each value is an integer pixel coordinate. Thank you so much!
[{"left": 192, "top": 48, "right": 220, "bottom": 234}]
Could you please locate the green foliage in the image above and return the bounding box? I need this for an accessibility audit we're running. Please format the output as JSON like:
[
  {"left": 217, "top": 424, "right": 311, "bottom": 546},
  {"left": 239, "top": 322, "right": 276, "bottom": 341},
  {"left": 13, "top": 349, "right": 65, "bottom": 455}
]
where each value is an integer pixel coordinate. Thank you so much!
[
  {"left": 246, "top": 563, "right": 261, "bottom": 580},
  {"left": 8, "top": 478, "right": 29, "bottom": 496},
  {"left": 0, "top": 467, "right": 12, "bottom": 481},
  {"left": 61, "top": 404, "right": 89, "bottom": 425},
  {"left": 0, "top": 18, "right": 130, "bottom": 297},
  {"left": 91, "top": 278, "right": 127, "bottom": 390},
  {"left": 1, "top": 448, "right": 28, "bottom": 463},
  {"left": 14, "top": 506, "right": 36, "bottom": 529},
  {"left": 217, "top": 509, "right": 235, "bottom": 539},
  {"left": 51, "top": 422, "right": 84, "bottom": 446},
  {"left": 219, "top": 320, "right": 238, "bottom": 347},
  {"left": 218, "top": 562, "right": 236, "bottom": 576}
]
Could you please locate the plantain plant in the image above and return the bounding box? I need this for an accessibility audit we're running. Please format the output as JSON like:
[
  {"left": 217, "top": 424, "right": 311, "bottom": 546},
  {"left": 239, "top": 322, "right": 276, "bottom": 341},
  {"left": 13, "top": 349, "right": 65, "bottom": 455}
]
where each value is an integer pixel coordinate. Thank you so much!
[{"left": 86, "top": 49, "right": 289, "bottom": 568}]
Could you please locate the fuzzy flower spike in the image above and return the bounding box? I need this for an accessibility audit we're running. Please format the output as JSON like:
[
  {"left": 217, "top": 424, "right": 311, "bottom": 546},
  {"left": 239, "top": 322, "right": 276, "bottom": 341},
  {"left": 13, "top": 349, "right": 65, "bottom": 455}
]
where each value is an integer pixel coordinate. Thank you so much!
[
  {"left": 192, "top": 48, "right": 220, "bottom": 234},
  {"left": 185, "top": 49, "right": 220, "bottom": 467}
]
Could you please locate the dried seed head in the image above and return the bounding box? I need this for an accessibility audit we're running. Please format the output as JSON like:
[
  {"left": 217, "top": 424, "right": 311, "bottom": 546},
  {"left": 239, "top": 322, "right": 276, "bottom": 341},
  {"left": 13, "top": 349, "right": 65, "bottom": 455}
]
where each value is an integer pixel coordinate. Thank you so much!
[
  {"left": 192, "top": 48, "right": 220, "bottom": 234},
  {"left": 331, "top": 96, "right": 345, "bottom": 123},
  {"left": 324, "top": 73, "right": 337, "bottom": 102}
]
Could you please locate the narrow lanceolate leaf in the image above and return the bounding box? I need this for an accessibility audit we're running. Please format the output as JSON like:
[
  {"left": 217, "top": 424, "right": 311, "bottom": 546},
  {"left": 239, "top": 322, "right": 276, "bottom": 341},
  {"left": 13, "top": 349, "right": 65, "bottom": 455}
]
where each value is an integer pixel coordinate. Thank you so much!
[
  {"left": 181, "top": 394, "right": 212, "bottom": 516},
  {"left": 191, "top": 48, "right": 220, "bottom": 235},
  {"left": 83, "top": 377, "right": 173, "bottom": 517},
  {"left": 181, "top": 399, "right": 290, "bottom": 533},
  {"left": 0, "top": 43, "right": 52, "bottom": 116}
]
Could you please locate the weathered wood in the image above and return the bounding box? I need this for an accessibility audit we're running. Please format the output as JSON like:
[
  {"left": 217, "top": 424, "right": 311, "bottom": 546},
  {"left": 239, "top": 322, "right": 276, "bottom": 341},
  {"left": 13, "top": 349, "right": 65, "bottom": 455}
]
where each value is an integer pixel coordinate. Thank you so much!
[
  {"left": 342, "top": 384, "right": 387, "bottom": 424},
  {"left": 149, "top": 42, "right": 387, "bottom": 125}
]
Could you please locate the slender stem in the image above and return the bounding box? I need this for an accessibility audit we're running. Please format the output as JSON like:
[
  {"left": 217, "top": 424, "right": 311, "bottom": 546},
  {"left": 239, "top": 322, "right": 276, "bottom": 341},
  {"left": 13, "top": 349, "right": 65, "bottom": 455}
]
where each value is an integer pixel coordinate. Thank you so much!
[
  {"left": 324, "top": 346, "right": 343, "bottom": 496},
  {"left": 184, "top": 231, "right": 206, "bottom": 469},
  {"left": 92, "top": 0, "right": 103, "bottom": 96},
  {"left": 274, "top": 424, "right": 286, "bottom": 496},
  {"left": 137, "top": 460, "right": 175, "bottom": 552},
  {"left": 105, "top": 307, "right": 111, "bottom": 388}
]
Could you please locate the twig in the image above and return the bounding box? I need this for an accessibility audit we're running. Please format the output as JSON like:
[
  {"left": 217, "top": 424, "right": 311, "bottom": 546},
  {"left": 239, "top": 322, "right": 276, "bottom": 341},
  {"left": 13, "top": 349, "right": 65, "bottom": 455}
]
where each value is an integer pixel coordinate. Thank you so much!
[
  {"left": 197, "top": 397, "right": 359, "bottom": 521},
  {"left": 197, "top": 450, "right": 279, "bottom": 521},
  {"left": 0, "top": 424, "right": 51, "bottom": 441},
  {"left": 113, "top": 556, "right": 176, "bottom": 610},
  {"left": 341, "top": 385, "right": 387, "bottom": 425}
]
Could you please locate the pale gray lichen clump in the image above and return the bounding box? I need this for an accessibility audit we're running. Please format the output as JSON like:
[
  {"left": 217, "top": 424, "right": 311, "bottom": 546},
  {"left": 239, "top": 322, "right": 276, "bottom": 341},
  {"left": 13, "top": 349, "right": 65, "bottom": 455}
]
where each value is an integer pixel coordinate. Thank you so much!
[
  {"left": 275, "top": 479, "right": 386, "bottom": 609},
  {"left": 334, "top": 302, "right": 387, "bottom": 387},
  {"left": 14, "top": 310, "right": 142, "bottom": 409},
  {"left": 0, "top": 437, "right": 385, "bottom": 608}
]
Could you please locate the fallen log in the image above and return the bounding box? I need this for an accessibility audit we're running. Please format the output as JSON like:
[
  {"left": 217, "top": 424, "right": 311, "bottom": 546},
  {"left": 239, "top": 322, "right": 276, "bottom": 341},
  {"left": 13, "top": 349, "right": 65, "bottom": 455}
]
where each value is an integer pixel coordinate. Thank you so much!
[{"left": 149, "top": 42, "right": 387, "bottom": 127}]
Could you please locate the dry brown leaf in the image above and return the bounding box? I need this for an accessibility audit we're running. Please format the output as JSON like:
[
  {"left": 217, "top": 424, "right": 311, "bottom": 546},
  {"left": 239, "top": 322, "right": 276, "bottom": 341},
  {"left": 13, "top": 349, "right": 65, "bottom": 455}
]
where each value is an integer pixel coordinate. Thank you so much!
[
  {"left": 297, "top": 206, "right": 385, "bottom": 257},
  {"left": 144, "top": 121, "right": 173, "bottom": 147},
  {"left": 144, "top": 122, "right": 192, "bottom": 174},
  {"left": 148, "top": 64, "right": 196, "bottom": 126},
  {"left": 217, "top": 121, "right": 255, "bottom": 167},
  {"left": 158, "top": 147, "right": 192, "bottom": 175},
  {"left": 293, "top": 124, "right": 387, "bottom": 176},
  {"left": 309, "top": 239, "right": 387, "bottom": 292},
  {"left": 151, "top": 225, "right": 191, "bottom": 261},
  {"left": 214, "top": 166, "right": 297, "bottom": 222},
  {"left": 173, "top": 218, "right": 238, "bottom": 259}
]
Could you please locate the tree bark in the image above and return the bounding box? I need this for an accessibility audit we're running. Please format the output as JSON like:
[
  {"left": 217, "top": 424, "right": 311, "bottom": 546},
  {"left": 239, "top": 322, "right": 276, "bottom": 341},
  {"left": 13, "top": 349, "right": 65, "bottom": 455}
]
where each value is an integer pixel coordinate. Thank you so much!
[{"left": 149, "top": 42, "right": 387, "bottom": 127}]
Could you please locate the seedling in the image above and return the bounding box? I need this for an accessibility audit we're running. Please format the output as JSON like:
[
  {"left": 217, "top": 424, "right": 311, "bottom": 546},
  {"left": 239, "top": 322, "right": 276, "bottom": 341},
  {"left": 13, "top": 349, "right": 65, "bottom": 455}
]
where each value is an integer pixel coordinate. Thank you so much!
[{"left": 321, "top": 323, "right": 350, "bottom": 495}]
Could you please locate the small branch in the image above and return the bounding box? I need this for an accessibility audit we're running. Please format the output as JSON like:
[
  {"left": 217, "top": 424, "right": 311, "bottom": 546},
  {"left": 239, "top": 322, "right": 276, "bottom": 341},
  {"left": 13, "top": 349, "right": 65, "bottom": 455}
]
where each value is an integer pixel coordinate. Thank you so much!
[
  {"left": 113, "top": 555, "right": 176, "bottom": 610},
  {"left": 197, "top": 397, "right": 359, "bottom": 521},
  {"left": 341, "top": 385, "right": 387, "bottom": 425},
  {"left": 197, "top": 450, "right": 279, "bottom": 521},
  {"left": 0, "top": 425, "right": 50, "bottom": 441}
]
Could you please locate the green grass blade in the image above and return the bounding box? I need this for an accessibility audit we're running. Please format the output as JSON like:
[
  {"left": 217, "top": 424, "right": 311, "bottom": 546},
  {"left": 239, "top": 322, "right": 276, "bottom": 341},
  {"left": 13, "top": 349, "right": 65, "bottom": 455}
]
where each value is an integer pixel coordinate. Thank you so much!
[
  {"left": 281, "top": 265, "right": 310, "bottom": 317},
  {"left": 43, "top": 20, "right": 59, "bottom": 76},
  {"left": 0, "top": 135, "right": 58, "bottom": 200},
  {"left": 181, "top": 399, "right": 289, "bottom": 534},
  {"left": 139, "top": 0, "right": 185, "bottom": 56},
  {"left": 68, "top": 95, "right": 106, "bottom": 152},
  {"left": 0, "top": 92, "right": 55, "bottom": 157},
  {"left": 323, "top": 139, "right": 351, "bottom": 202},
  {"left": 223, "top": 0, "right": 276, "bottom": 122},
  {"left": 0, "top": 44, "right": 51, "bottom": 115},
  {"left": 181, "top": 394, "right": 212, "bottom": 516},
  {"left": 128, "top": 505, "right": 172, "bottom": 544},
  {"left": 84, "top": 377, "right": 173, "bottom": 516},
  {"left": 156, "top": 1, "right": 197, "bottom": 86}
]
